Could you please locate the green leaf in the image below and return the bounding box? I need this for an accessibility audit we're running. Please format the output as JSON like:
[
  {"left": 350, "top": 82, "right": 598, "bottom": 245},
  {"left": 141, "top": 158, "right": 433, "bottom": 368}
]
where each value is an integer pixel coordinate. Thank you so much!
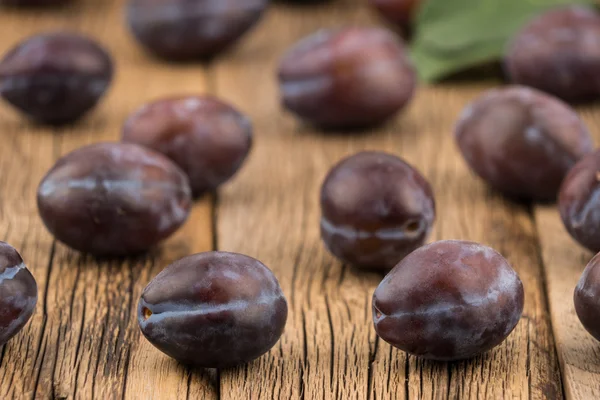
[{"left": 410, "top": 0, "right": 597, "bottom": 81}]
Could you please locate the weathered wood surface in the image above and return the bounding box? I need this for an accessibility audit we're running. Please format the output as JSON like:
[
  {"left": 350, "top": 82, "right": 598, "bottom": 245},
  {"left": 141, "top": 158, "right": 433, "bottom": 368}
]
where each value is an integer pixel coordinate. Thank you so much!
[{"left": 0, "top": 0, "right": 597, "bottom": 399}]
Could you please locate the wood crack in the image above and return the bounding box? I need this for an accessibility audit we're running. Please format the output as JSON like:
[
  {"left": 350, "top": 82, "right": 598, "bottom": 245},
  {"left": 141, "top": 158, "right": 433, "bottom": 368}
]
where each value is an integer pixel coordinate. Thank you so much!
[
  {"left": 73, "top": 298, "right": 85, "bottom": 380},
  {"left": 324, "top": 295, "right": 335, "bottom": 390},
  {"left": 300, "top": 309, "right": 307, "bottom": 400},
  {"left": 90, "top": 310, "right": 110, "bottom": 396},
  {"left": 446, "top": 362, "right": 452, "bottom": 399},
  {"left": 120, "top": 348, "right": 132, "bottom": 400},
  {"left": 366, "top": 335, "right": 379, "bottom": 400},
  {"left": 32, "top": 240, "right": 55, "bottom": 399}
]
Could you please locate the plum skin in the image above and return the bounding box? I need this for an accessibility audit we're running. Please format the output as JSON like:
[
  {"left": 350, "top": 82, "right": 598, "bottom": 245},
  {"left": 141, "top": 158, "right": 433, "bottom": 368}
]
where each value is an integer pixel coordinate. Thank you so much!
[
  {"left": 0, "top": 31, "right": 113, "bottom": 124},
  {"left": 125, "top": 0, "right": 269, "bottom": 61},
  {"left": 575, "top": 252, "right": 600, "bottom": 341},
  {"left": 372, "top": 240, "right": 524, "bottom": 361},
  {"left": 0, "top": 242, "right": 37, "bottom": 346},
  {"left": 505, "top": 6, "right": 600, "bottom": 102},
  {"left": 37, "top": 142, "right": 192, "bottom": 256},
  {"left": 122, "top": 95, "right": 252, "bottom": 197},
  {"left": 278, "top": 27, "right": 416, "bottom": 129},
  {"left": 320, "top": 151, "right": 435, "bottom": 270},
  {"left": 138, "top": 252, "right": 288, "bottom": 368},
  {"left": 559, "top": 150, "right": 600, "bottom": 253},
  {"left": 455, "top": 86, "right": 593, "bottom": 201}
]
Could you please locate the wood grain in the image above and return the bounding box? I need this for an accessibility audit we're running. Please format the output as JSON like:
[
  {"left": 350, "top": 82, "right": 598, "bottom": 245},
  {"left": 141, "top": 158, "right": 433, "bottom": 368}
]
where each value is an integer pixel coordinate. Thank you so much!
[
  {"left": 212, "top": 3, "right": 561, "bottom": 399},
  {"left": 534, "top": 106, "right": 600, "bottom": 400}
]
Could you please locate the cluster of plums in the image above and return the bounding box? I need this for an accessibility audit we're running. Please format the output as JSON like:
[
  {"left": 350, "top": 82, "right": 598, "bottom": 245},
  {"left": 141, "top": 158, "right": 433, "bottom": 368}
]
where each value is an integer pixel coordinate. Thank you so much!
[
  {"left": 452, "top": 5, "right": 600, "bottom": 348},
  {"left": 2, "top": 0, "right": 600, "bottom": 375},
  {"left": 320, "top": 151, "right": 525, "bottom": 360}
]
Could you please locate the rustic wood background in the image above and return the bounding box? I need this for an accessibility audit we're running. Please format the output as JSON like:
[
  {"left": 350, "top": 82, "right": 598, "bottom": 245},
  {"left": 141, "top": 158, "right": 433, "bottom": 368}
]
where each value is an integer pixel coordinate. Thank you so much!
[{"left": 0, "top": 0, "right": 599, "bottom": 399}]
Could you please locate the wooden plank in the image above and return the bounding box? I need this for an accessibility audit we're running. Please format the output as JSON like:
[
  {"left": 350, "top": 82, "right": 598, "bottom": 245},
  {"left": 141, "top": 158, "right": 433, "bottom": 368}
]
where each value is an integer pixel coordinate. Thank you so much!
[
  {"left": 0, "top": 1, "right": 216, "bottom": 399},
  {"left": 535, "top": 105, "right": 600, "bottom": 400},
  {"left": 0, "top": 8, "right": 91, "bottom": 400},
  {"left": 213, "top": 2, "right": 561, "bottom": 399}
]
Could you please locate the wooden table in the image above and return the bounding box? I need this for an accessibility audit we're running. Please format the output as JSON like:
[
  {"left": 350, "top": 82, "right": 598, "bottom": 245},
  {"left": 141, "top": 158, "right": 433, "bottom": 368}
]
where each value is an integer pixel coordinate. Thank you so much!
[{"left": 0, "top": 0, "right": 599, "bottom": 399}]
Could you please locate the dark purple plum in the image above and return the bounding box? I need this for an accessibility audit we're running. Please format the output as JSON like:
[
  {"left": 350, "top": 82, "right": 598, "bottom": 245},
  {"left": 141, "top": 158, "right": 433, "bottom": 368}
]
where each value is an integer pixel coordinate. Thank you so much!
[
  {"left": 1, "top": 0, "right": 69, "bottom": 5},
  {"left": 559, "top": 150, "right": 600, "bottom": 253},
  {"left": 122, "top": 95, "right": 252, "bottom": 197},
  {"left": 126, "top": 0, "right": 268, "bottom": 61},
  {"left": 278, "top": 27, "right": 416, "bottom": 129},
  {"left": 0, "top": 242, "right": 37, "bottom": 346},
  {"left": 0, "top": 32, "right": 113, "bottom": 124},
  {"left": 138, "top": 252, "right": 288, "bottom": 368},
  {"left": 373, "top": 240, "right": 524, "bottom": 360},
  {"left": 455, "top": 86, "right": 593, "bottom": 201},
  {"left": 37, "top": 142, "right": 192, "bottom": 256},
  {"left": 505, "top": 6, "right": 600, "bottom": 102},
  {"left": 575, "top": 252, "right": 600, "bottom": 341},
  {"left": 321, "top": 151, "right": 435, "bottom": 270}
]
